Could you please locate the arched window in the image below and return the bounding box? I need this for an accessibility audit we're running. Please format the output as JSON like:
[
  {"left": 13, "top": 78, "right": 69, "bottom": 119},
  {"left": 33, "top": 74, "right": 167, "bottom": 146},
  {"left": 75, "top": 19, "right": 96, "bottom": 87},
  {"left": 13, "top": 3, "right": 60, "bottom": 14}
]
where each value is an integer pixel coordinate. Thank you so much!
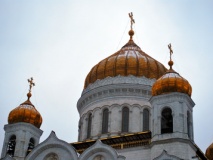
[
  {"left": 7, "top": 135, "right": 16, "bottom": 157},
  {"left": 122, "top": 107, "right": 129, "bottom": 132},
  {"left": 87, "top": 113, "right": 92, "bottom": 138},
  {"left": 102, "top": 108, "right": 109, "bottom": 134},
  {"left": 187, "top": 111, "right": 191, "bottom": 139},
  {"left": 26, "top": 138, "right": 35, "bottom": 155},
  {"left": 161, "top": 108, "right": 173, "bottom": 134},
  {"left": 143, "top": 109, "right": 149, "bottom": 131}
]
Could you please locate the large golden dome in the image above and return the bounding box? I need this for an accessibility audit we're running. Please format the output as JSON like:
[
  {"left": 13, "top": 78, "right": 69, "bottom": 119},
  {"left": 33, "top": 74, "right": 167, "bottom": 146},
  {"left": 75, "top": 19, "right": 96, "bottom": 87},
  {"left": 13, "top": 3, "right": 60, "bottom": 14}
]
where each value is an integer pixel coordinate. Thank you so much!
[
  {"left": 84, "top": 31, "right": 167, "bottom": 89},
  {"left": 206, "top": 143, "right": 213, "bottom": 160},
  {"left": 152, "top": 60, "right": 192, "bottom": 97},
  {"left": 8, "top": 78, "right": 42, "bottom": 128}
]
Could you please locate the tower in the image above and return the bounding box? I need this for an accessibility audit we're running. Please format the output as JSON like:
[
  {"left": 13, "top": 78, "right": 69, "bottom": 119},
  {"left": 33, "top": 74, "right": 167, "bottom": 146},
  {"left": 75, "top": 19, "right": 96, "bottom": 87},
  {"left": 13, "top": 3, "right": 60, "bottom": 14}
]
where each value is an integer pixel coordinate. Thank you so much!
[
  {"left": 1, "top": 78, "right": 43, "bottom": 160},
  {"left": 150, "top": 44, "right": 195, "bottom": 159}
]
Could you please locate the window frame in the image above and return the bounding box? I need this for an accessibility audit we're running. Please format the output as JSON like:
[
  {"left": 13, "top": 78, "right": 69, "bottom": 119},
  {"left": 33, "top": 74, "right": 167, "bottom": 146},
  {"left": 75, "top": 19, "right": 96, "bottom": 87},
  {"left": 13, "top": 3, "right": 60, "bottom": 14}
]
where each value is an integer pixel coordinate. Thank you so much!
[
  {"left": 102, "top": 108, "right": 109, "bottom": 134},
  {"left": 121, "top": 107, "right": 129, "bottom": 132},
  {"left": 161, "top": 107, "right": 173, "bottom": 134}
]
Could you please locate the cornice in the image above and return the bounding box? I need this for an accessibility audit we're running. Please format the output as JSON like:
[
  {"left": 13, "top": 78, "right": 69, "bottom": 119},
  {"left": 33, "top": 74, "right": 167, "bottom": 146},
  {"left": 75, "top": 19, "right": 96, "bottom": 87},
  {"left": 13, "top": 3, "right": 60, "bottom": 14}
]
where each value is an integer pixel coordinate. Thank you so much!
[
  {"left": 150, "top": 137, "right": 197, "bottom": 151},
  {"left": 78, "top": 84, "right": 152, "bottom": 113},
  {"left": 4, "top": 122, "right": 43, "bottom": 137},
  {"left": 78, "top": 76, "right": 154, "bottom": 113},
  {"left": 83, "top": 75, "right": 155, "bottom": 95},
  {"left": 149, "top": 92, "right": 195, "bottom": 108}
]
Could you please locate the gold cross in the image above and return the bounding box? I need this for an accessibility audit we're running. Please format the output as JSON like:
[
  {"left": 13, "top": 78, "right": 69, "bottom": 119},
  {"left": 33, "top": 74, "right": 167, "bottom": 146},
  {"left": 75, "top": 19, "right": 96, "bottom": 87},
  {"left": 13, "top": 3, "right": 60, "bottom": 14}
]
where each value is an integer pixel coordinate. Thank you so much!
[
  {"left": 28, "top": 77, "right": 35, "bottom": 93},
  {"left": 168, "top": 43, "right": 173, "bottom": 61},
  {"left": 129, "top": 12, "right": 135, "bottom": 30}
]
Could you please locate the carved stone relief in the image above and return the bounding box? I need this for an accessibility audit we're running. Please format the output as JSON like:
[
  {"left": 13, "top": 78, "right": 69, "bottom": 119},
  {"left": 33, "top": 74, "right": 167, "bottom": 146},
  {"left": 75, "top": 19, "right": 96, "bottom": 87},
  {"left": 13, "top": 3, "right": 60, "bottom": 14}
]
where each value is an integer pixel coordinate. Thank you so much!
[
  {"left": 44, "top": 153, "right": 59, "bottom": 160},
  {"left": 93, "top": 155, "right": 105, "bottom": 160}
]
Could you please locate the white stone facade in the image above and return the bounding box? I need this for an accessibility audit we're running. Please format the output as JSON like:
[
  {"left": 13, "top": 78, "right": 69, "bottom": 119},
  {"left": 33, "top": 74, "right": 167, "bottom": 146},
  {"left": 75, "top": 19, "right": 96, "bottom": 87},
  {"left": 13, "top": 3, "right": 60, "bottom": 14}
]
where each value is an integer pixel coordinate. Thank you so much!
[
  {"left": 77, "top": 76, "right": 153, "bottom": 141},
  {"left": 1, "top": 75, "right": 205, "bottom": 160},
  {"left": 1, "top": 123, "right": 43, "bottom": 160}
]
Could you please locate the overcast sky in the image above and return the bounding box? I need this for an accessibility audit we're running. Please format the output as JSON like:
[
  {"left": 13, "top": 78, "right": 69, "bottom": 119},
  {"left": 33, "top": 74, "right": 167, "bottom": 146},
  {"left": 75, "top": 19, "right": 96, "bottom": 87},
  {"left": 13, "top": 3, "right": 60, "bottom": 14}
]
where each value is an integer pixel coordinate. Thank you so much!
[{"left": 0, "top": 0, "right": 213, "bottom": 154}]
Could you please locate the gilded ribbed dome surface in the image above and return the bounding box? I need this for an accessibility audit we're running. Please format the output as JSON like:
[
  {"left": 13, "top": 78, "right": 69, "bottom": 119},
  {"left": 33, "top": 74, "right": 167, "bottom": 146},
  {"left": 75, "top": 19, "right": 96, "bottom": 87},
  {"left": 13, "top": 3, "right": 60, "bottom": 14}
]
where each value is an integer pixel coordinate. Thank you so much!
[
  {"left": 206, "top": 143, "right": 213, "bottom": 160},
  {"left": 8, "top": 97, "right": 42, "bottom": 128},
  {"left": 84, "top": 39, "right": 167, "bottom": 88},
  {"left": 152, "top": 62, "right": 192, "bottom": 97}
]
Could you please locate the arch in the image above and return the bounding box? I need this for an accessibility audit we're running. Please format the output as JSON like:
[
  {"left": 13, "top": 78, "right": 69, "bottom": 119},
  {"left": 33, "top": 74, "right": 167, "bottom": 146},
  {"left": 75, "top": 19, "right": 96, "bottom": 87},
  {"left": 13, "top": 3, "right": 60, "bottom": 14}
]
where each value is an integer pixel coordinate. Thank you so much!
[
  {"left": 102, "top": 108, "right": 109, "bottom": 134},
  {"left": 154, "top": 150, "right": 181, "bottom": 160},
  {"left": 7, "top": 135, "right": 16, "bottom": 157},
  {"left": 79, "top": 140, "right": 125, "bottom": 160},
  {"left": 131, "top": 104, "right": 141, "bottom": 110},
  {"left": 26, "top": 138, "right": 35, "bottom": 155},
  {"left": 121, "top": 107, "right": 129, "bottom": 132},
  {"left": 26, "top": 131, "right": 78, "bottom": 160},
  {"left": 143, "top": 108, "right": 150, "bottom": 131},
  {"left": 161, "top": 107, "right": 173, "bottom": 134},
  {"left": 87, "top": 113, "right": 92, "bottom": 138}
]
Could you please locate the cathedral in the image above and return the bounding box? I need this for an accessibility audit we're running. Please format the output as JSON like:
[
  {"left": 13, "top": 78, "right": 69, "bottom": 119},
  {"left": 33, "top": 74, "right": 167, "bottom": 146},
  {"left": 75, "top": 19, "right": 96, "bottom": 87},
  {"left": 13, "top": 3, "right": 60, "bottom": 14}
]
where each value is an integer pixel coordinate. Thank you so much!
[{"left": 1, "top": 14, "right": 212, "bottom": 160}]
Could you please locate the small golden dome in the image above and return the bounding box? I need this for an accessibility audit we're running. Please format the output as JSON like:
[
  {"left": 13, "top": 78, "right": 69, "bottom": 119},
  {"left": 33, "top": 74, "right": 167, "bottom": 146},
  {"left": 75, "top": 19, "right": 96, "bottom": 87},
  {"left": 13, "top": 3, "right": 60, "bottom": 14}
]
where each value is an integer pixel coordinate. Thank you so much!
[
  {"left": 152, "top": 45, "right": 192, "bottom": 97},
  {"left": 152, "top": 69, "right": 192, "bottom": 97},
  {"left": 8, "top": 78, "right": 42, "bottom": 128},
  {"left": 84, "top": 39, "right": 167, "bottom": 89},
  {"left": 8, "top": 97, "right": 42, "bottom": 128},
  {"left": 206, "top": 143, "right": 213, "bottom": 160}
]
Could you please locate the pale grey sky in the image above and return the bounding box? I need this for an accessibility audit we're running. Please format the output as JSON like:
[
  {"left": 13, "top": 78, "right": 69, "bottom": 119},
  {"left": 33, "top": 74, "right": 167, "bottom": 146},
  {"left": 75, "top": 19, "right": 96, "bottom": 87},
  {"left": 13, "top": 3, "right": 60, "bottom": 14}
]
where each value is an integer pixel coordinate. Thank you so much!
[{"left": 0, "top": 0, "right": 213, "bottom": 153}]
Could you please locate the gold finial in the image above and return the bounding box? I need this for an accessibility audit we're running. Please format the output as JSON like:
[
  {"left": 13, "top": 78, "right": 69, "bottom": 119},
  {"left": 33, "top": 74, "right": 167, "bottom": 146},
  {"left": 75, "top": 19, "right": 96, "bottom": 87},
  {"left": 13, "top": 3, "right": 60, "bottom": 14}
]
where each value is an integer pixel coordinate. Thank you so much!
[
  {"left": 128, "top": 12, "right": 135, "bottom": 40},
  {"left": 168, "top": 43, "right": 174, "bottom": 70},
  {"left": 27, "top": 77, "right": 35, "bottom": 100}
]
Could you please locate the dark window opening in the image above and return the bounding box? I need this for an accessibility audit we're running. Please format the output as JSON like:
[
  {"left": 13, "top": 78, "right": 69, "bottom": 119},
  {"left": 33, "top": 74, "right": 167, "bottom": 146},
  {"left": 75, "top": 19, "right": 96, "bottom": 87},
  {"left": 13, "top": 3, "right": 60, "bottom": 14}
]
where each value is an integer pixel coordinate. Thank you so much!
[
  {"left": 161, "top": 108, "right": 173, "bottom": 134},
  {"left": 187, "top": 111, "right": 191, "bottom": 139},
  {"left": 7, "top": 135, "right": 16, "bottom": 157},
  {"left": 26, "top": 138, "right": 35, "bottom": 155},
  {"left": 102, "top": 108, "right": 109, "bottom": 134},
  {"left": 122, "top": 107, "right": 129, "bottom": 132},
  {"left": 87, "top": 113, "right": 92, "bottom": 138},
  {"left": 143, "top": 109, "right": 149, "bottom": 131}
]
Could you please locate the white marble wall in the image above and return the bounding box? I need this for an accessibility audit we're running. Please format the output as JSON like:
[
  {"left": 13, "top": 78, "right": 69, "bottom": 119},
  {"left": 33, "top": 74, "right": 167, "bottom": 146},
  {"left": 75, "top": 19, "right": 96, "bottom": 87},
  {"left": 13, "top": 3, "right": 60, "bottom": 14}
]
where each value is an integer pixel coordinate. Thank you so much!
[
  {"left": 1, "top": 123, "right": 43, "bottom": 160},
  {"left": 79, "top": 100, "right": 152, "bottom": 141},
  {"left": 150, "top": 92, "right": 195, "bottom": 142}
]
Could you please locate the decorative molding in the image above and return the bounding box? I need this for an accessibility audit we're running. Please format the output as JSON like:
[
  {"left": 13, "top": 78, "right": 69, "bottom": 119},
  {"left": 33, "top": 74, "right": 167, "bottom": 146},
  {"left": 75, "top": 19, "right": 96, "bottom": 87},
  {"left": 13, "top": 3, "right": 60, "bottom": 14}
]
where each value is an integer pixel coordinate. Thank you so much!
[
  {"left": 153, "top": 150, "right": 181, "bottom": 160},
  {"left": 79, "top": 140, "right": 126, "bottom": 160},
  {"left": 44, "top": 153, "right": 59, "bottom": 160},
  {"left": 4, "top": 122, "right": 43, "bottom": 137},
  {"left": 26, "top": 131, "right": 78, "bottom": 160},
  {"left": 78, "top": 81, "right": 153, "bottom": 113},
  {"left": 83, "top": 75, "right": 155, "bottom": 95},
  {"left": 81, "top": 103, "right": 148, "bottom": 119},
  {"left": 150, "top": 92, "right": 195, "bottom": 108}
]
